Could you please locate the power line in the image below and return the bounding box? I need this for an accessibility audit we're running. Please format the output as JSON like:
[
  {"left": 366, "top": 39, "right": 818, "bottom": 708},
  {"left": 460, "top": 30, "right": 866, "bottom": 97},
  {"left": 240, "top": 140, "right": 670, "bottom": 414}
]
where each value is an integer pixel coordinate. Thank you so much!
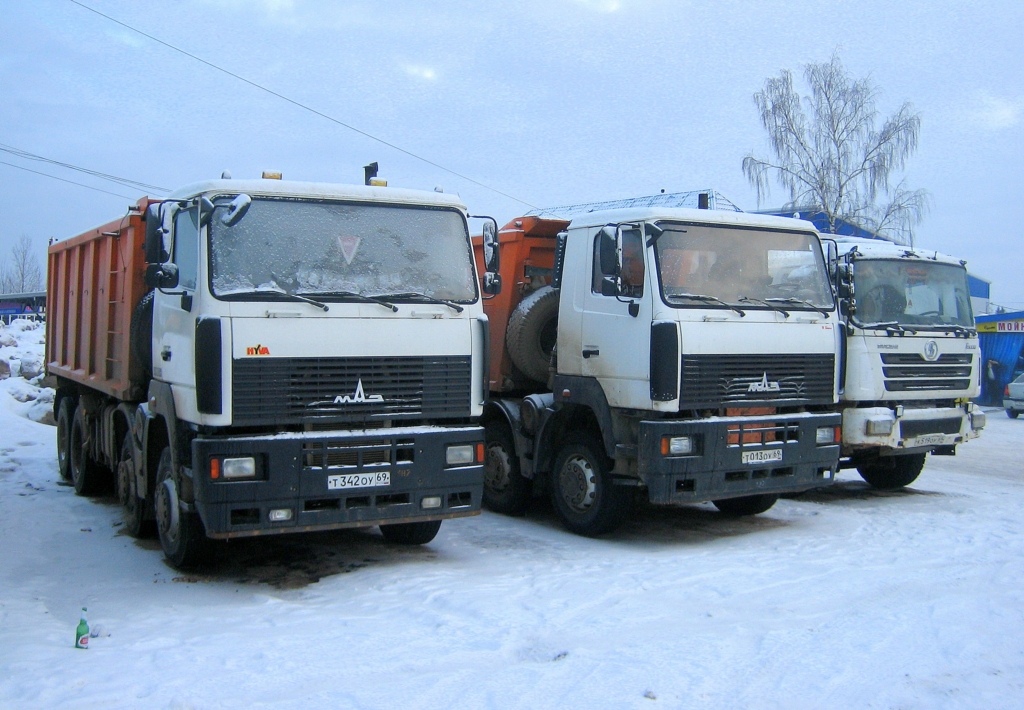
[
  {"left": 68, "top": 0, "right": 537, "bottom": 210},
  {"left": 0, "top": 160, "right": 137, "bottom": 199},
  {"left": 0, "top": 143, "right": 168, "bottom": 193}
]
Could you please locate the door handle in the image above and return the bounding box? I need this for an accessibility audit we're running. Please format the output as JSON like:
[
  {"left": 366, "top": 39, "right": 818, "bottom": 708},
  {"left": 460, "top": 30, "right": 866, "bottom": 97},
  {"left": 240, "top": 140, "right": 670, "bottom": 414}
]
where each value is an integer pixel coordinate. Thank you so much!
[{"left": 582, "top": 349, "right": 600, "bottom": 359}]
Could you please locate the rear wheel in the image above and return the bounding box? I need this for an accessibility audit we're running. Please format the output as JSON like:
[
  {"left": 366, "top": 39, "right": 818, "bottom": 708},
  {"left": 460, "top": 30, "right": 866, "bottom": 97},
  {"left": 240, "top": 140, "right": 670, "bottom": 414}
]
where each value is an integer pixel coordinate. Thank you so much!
[
  {"left": 117, "top": 434, "right": 154, "bottom": 538},
  {"left": 69, "top": 406, "right": 108, "bottom": 496},
  {"left": 155, "top": 447, "right": 209, "bottom": 569},
  {"left": 713, "top": 494, "right": 779, "bottom": 516},
  {"left": 379, "top": 520, "right": 442, "bottom": 545},
  {"left": 857, "top": 452, "right": 927, "bottom": 490},
  {"left": 1008, "top": 409, "right": 1020, "bottom": 419},
  {"left": 56, "top": 398, "right": 73, "bottom": 481},
  {"left": 550, "top": 432, "right": 629, "bottom": 537},
  {"left": 482, "top": 420, "right": 530, "bottom": 516}
]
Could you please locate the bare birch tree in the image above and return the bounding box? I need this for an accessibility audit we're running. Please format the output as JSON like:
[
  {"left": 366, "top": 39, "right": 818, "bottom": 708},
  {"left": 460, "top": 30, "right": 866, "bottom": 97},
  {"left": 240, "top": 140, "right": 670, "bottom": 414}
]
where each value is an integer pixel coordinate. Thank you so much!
[
  {"left": 742, "top": 54, "right": 928, "bottom": 246},
  {"left": 1, "top": 236, "right": 44, "bottom": 293}
]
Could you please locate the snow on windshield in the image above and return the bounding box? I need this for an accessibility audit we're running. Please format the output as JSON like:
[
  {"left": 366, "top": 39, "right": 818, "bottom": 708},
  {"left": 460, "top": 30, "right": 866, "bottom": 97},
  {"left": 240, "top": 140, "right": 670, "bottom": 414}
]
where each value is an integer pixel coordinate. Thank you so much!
[
  {"left": 654, "top": 223, "right": 833, "bottom": 308},
  {"left": 852, "top": 259, "right": 973, "bottom": 327},
  {"left": 209, "top": 198, "right": 477, "bottom": 301}
]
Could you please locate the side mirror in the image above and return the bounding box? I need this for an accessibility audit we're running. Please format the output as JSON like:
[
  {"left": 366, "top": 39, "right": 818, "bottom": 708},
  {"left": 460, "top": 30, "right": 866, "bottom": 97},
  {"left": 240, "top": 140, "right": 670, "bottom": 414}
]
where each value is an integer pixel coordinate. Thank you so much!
[
  {"left": 143, "top": 203, "right": 169, "bottom": 264},
  {"left": 823, "top": 238, "right": 838, "bottom": 278},
  {"left": 471, "top": 215, "right": 502, "bottom": 295},
  {"left": 145, "top": 262, "right": 179, "bottom": 289},
  {"left": 199, "top": 193, "right": 252, "bottom": 228},
  {"left": 837, "top": 262, "right": 854, "bottom": 299},
  {"left": 598, "top": 224, "right": 621, "bottom": 277}
]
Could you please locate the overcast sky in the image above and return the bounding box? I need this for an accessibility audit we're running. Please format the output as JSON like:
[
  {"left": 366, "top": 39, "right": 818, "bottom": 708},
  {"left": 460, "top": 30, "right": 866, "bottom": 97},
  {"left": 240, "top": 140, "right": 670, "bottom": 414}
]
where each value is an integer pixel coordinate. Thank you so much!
[{"left": 2, "top": 0, "right": 1022, "bottom": 309}]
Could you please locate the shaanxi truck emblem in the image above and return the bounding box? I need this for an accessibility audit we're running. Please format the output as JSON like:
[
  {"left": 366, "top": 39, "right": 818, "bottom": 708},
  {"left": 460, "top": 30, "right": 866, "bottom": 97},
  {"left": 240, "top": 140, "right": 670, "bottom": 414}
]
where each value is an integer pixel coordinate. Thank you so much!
[
  {"left": 747, "top": 373, "right": 781, "bottom": 393},
  {"left": 923, "top": 340, "right": 940, "bottom": 361},
  {"left": 333, "top": 379, "right": 383, "bottom": 404}
]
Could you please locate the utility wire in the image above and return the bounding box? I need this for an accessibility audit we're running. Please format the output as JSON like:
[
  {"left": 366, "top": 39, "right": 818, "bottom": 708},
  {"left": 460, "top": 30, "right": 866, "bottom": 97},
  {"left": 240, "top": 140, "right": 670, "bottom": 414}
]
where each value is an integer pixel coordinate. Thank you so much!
[
  {"left": 0, "top": 160, "right": 137, "bottom": 199},
  {"left": 68, "top": 0, "right": 537, "bottom": 210},
  {"left": 0, "top": 143, "right": 168, "bottom": 193}
]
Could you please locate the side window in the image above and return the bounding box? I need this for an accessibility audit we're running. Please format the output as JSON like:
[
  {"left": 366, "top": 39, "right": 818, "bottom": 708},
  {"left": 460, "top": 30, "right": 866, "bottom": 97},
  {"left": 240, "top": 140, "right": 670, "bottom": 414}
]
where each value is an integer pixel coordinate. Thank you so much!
[
  {"left": 174, "top": 207, "right": 199, "bottom": 291},
  {"left": 591, "top": 229, "right": 644, "bottom": 296}
]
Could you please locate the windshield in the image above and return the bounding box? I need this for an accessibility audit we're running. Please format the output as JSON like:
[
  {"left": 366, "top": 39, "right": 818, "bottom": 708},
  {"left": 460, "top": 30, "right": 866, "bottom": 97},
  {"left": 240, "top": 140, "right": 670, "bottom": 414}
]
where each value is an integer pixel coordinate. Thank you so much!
[
  {"left": 851, "top": 258, "right": 974, "bottom": 328},
  {"left": 207, "top": 196, "right": 477, "bottom": 302},
  {"left": 653, "top": 222, "right": 834, "bottom": 310}
]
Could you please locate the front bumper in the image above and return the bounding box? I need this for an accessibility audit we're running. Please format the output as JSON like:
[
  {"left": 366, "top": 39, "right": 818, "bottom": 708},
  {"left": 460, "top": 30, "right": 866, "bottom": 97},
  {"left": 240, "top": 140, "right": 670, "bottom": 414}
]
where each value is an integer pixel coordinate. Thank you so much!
[
  {"left": 636, "top": 411, "right": 841, "bottom": 504},
  {"left": 191, "top": 424, "right": 484, "bottom": 538},
  {"left": 841, "top": 404, "right": 982, "bottom": 455}
]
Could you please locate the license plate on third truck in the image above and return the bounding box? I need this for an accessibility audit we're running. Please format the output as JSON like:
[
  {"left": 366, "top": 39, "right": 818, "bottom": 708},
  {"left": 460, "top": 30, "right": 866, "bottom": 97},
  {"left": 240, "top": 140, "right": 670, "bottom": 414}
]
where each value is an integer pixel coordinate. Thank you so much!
[
  {"left": 741, "top": 449, "right": 783, "bottom": 465},
  {"left": 327, "top": 471, "right": 390, "bottom": 490}
]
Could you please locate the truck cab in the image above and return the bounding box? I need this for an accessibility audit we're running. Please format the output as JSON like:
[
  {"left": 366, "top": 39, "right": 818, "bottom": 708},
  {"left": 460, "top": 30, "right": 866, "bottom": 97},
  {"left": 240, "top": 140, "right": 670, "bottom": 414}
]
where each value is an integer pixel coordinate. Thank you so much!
[{"left": 831, "top": 237, "right": 985, "bottom": 488}]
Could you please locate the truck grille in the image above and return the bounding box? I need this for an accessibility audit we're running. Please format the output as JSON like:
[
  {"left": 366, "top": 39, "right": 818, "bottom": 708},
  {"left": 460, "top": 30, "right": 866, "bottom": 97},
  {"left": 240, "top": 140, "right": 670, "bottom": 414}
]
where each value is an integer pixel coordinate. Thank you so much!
[
  {"left": 881, "top": 353, "right": 973, "bottom": 392},
  {"left": 679, "top": 354, "right": 835, "bottom": 408},
  {"left": 232, "top": 356, "right": 472, "bottom": 426}
]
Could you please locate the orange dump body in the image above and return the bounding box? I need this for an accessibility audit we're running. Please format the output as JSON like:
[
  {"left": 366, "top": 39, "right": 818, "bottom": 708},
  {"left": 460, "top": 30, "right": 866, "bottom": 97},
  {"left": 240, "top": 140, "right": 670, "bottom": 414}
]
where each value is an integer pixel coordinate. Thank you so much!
[
  {"left": 46, "top": 197, "right": 157, "bottom": 401},
  {"left": 472, "top": 216, "right": 569, "bottom": 393}
]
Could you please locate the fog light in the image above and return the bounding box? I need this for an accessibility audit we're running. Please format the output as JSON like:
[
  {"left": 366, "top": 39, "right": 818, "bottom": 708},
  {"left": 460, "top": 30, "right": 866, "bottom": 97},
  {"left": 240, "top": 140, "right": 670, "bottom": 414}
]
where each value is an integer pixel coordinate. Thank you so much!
[
  {"left": 865, "top": 417, "right": 895, "bottom": 436},
  {"left": 222, "top": 457, "right": 256, "bottom": 479},
  {"left": 662, "top": 436, "right": 694, "bottom": 456},
  {"left": 268, "top": 508, "right": 293, "bottom": 522},
  {"left": 446, "top": 444, "right": 474, "bottom": 466},
  {"left": 421, "top": 496, "right": 442, "bottom": 509},
  {"left": 816, "top": 426, "right": 837, "bottom": 444}
]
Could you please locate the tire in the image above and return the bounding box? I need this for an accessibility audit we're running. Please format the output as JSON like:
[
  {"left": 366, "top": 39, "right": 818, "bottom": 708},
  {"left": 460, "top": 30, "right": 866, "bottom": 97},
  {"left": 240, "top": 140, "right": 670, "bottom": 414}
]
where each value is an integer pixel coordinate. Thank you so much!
[
  {"left": 550, "top": 432, "right": 629, "bottom": 537},
  {"left": 1008, "top": 409, "right": 1020, "bottom": 419},
  {"left": 131, "top": 291, "right": 154, "bottom": 379},
  {"left": 69, "top": 406, "right": 108, "bottom": 496},
  {"left": 482, "top": 420, "right": 530, "bottom": 516},
  {"left": 379, "top": 520, "right": 442, "bottom": 545},
  {"left": 56, "top": 398, "right": 73, "bottom": 481},
  {"left": 117, "top": 433, "right": 154, "bottom": 538},
  {"left": 506, "top": 286, "right": 559, "bottom": 384},
  {"left": 713, "top": 494, "right": 779, "bottom": 516},
  {"left": 155, "top": 447, "right": 209, "bottom": 569},
  {"left": 857, "top": 452, "right": 927, "bottom": 490}
]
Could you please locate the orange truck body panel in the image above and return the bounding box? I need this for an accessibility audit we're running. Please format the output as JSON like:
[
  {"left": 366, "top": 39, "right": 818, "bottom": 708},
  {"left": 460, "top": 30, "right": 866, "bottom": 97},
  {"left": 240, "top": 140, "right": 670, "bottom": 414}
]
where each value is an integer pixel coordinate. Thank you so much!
[
  {"left": 472, "top": 215, "right": 569, "bottom": 393},
  {"left": 46, "top": 197, "right": 157, "bottom": 401}
]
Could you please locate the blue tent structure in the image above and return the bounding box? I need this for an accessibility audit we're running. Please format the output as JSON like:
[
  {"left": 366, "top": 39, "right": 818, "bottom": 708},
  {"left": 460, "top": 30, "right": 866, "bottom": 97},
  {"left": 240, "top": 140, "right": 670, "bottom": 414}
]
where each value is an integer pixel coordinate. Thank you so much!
[{"left": 976, "top": 311, "right": 1024, "bottom": 405}]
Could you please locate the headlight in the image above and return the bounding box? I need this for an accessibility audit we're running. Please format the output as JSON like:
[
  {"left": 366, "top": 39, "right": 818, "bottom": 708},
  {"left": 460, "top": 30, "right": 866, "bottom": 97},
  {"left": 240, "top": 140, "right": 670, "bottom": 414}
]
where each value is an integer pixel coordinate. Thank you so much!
[
  {"left": 816, "top": 426, "right": 839, "bottom": 445},
  {"left": 661, "top": 436, "right": 694, "bottom": 456},
  {"left": 446, "top": 444, "right": 475, "bottom": 466},
  {"left": 865, "top": 417, "right": 895, "bottom": 436},
  {"left": 210, "top": 456, "right": 257, "bottom": 479},
  {"left": 972, "top": 411, "right": 986, "bottom": 430}
]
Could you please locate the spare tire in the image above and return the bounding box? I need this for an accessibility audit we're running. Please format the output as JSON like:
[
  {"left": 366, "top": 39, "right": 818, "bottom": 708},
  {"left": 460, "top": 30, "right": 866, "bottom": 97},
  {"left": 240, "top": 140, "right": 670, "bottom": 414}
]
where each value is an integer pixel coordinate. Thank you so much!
[
  {"left": 131, "top": 291, "right": 154, "bottom": 379},
  {"left": 506, "top": 286, "right": 559, "bottom": 384}
]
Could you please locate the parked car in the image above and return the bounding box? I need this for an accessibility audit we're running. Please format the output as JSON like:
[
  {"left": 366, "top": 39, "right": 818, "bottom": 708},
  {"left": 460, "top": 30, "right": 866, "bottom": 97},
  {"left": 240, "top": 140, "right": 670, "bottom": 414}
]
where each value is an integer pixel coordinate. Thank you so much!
[{"left": 1005, "top": 372, "right": 1024, "bottom": 419}]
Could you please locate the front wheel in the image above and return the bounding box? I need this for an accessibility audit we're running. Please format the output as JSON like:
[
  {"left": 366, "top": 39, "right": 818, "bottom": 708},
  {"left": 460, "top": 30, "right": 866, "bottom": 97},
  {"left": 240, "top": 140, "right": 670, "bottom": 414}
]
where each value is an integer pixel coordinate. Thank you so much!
[
  {"left": 550, "top": 432, "right": 629, "bottom": 537},
  {"left": 857, "top": 452, "right": 927, "bottom": 490},
  {"left": 379, "top": 520, "right": 442, "bottom": 545},
  {"left": 712, "top": 494, "right": 779, "bottom": 516},
  {"left": 155, "top": 447, "right": 209, "bottom": 569},
  {"left": 482, "top": 420, "right": 530, "bottom": 516},
  {"left": 1008, "top": 409, "right": 1020, "bottom": 420}
]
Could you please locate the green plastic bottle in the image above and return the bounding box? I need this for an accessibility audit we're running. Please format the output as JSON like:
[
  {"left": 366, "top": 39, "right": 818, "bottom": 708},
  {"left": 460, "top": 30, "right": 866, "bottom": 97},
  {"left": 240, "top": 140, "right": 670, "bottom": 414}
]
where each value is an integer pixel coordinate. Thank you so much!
[{"left": 75, "top": 608, "right": 89, "bottom": 649}]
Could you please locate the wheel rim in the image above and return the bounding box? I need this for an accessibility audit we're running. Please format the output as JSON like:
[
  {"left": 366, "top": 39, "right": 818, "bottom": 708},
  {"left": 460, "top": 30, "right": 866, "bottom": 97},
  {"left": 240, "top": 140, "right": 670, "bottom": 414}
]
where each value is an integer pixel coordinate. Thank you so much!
[
  {"left": 156, "top": 477, "right": 180, "bottom": 544},
  {"left": 485, "top": 442, "right": 513, "bottom": 493},
  {"left": 69, "top": 418, "right": 84, "bottom": 484},
  {"left": 558, "top": 453, "right": 597, "bottom": 513},
  {"left": 57, "top": 412, "right": 69, "bottom": 473}
]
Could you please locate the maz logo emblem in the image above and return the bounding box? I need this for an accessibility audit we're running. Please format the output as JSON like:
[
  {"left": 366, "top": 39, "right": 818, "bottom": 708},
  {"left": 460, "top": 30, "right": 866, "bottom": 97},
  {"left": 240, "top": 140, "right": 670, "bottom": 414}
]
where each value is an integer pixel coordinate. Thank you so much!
[
  {"left": 747, "top": 373, "right": 781, "bottom": 393},
  {"left": 333, "top": 379, "right": 384, "bottom": 405}
]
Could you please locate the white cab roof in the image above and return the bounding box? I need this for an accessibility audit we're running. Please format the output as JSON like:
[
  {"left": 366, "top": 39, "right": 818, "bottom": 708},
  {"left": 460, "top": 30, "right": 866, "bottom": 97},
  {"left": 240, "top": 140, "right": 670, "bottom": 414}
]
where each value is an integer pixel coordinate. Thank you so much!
[{"left": 168, "top": 179, "right": 468, "bottom": 211}]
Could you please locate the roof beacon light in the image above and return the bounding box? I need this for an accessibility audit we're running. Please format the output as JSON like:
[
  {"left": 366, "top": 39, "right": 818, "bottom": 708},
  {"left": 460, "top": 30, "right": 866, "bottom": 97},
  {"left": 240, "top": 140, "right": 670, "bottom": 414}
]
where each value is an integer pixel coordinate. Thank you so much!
[{"left": 262, "top": 171, "right": 283, "bottom": 180}]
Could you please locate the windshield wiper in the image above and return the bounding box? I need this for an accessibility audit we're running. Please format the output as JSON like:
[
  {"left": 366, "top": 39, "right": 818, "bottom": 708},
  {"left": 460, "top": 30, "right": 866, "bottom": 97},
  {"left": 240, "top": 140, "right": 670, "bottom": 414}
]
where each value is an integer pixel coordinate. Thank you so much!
[
  {"left": 739, "top": 297, "right": 790, "bottom": 318},
  {"left": 765, "top": 297, "right": 830, "bottom": 318},
  {"left": 851, "top": 318, "right": 915, "bottom": 335},
  {"left": 373, "top": 291, "right": 464, "bottom": 313},
  {"left": 249, "top": 288, "right": 329, "bottom": 311},
  {"left": 670, "top": 292, "right": 746, "bottom": 317},
  {"left": 304, "top": 290, "right": 398, "bottom": 312}
]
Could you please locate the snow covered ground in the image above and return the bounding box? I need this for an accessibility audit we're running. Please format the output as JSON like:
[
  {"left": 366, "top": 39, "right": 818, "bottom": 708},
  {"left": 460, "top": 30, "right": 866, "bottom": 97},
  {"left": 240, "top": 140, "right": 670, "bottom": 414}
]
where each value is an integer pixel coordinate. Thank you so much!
[{"left": 1, "top": 318, "right": 1022, "bottom": 709}]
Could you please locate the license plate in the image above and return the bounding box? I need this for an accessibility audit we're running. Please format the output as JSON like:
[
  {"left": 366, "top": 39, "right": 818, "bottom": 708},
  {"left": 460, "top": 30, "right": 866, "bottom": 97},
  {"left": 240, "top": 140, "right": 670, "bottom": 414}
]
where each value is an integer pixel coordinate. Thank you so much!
[
  {"left": 741, "top": 449, "right": 783, "bottom": 465},
  {"left": 327, "top": 471, "right": 390, "bottom": 490},
  {"left": 911, "top": 434, "right": 946, "bottom": 447}
]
